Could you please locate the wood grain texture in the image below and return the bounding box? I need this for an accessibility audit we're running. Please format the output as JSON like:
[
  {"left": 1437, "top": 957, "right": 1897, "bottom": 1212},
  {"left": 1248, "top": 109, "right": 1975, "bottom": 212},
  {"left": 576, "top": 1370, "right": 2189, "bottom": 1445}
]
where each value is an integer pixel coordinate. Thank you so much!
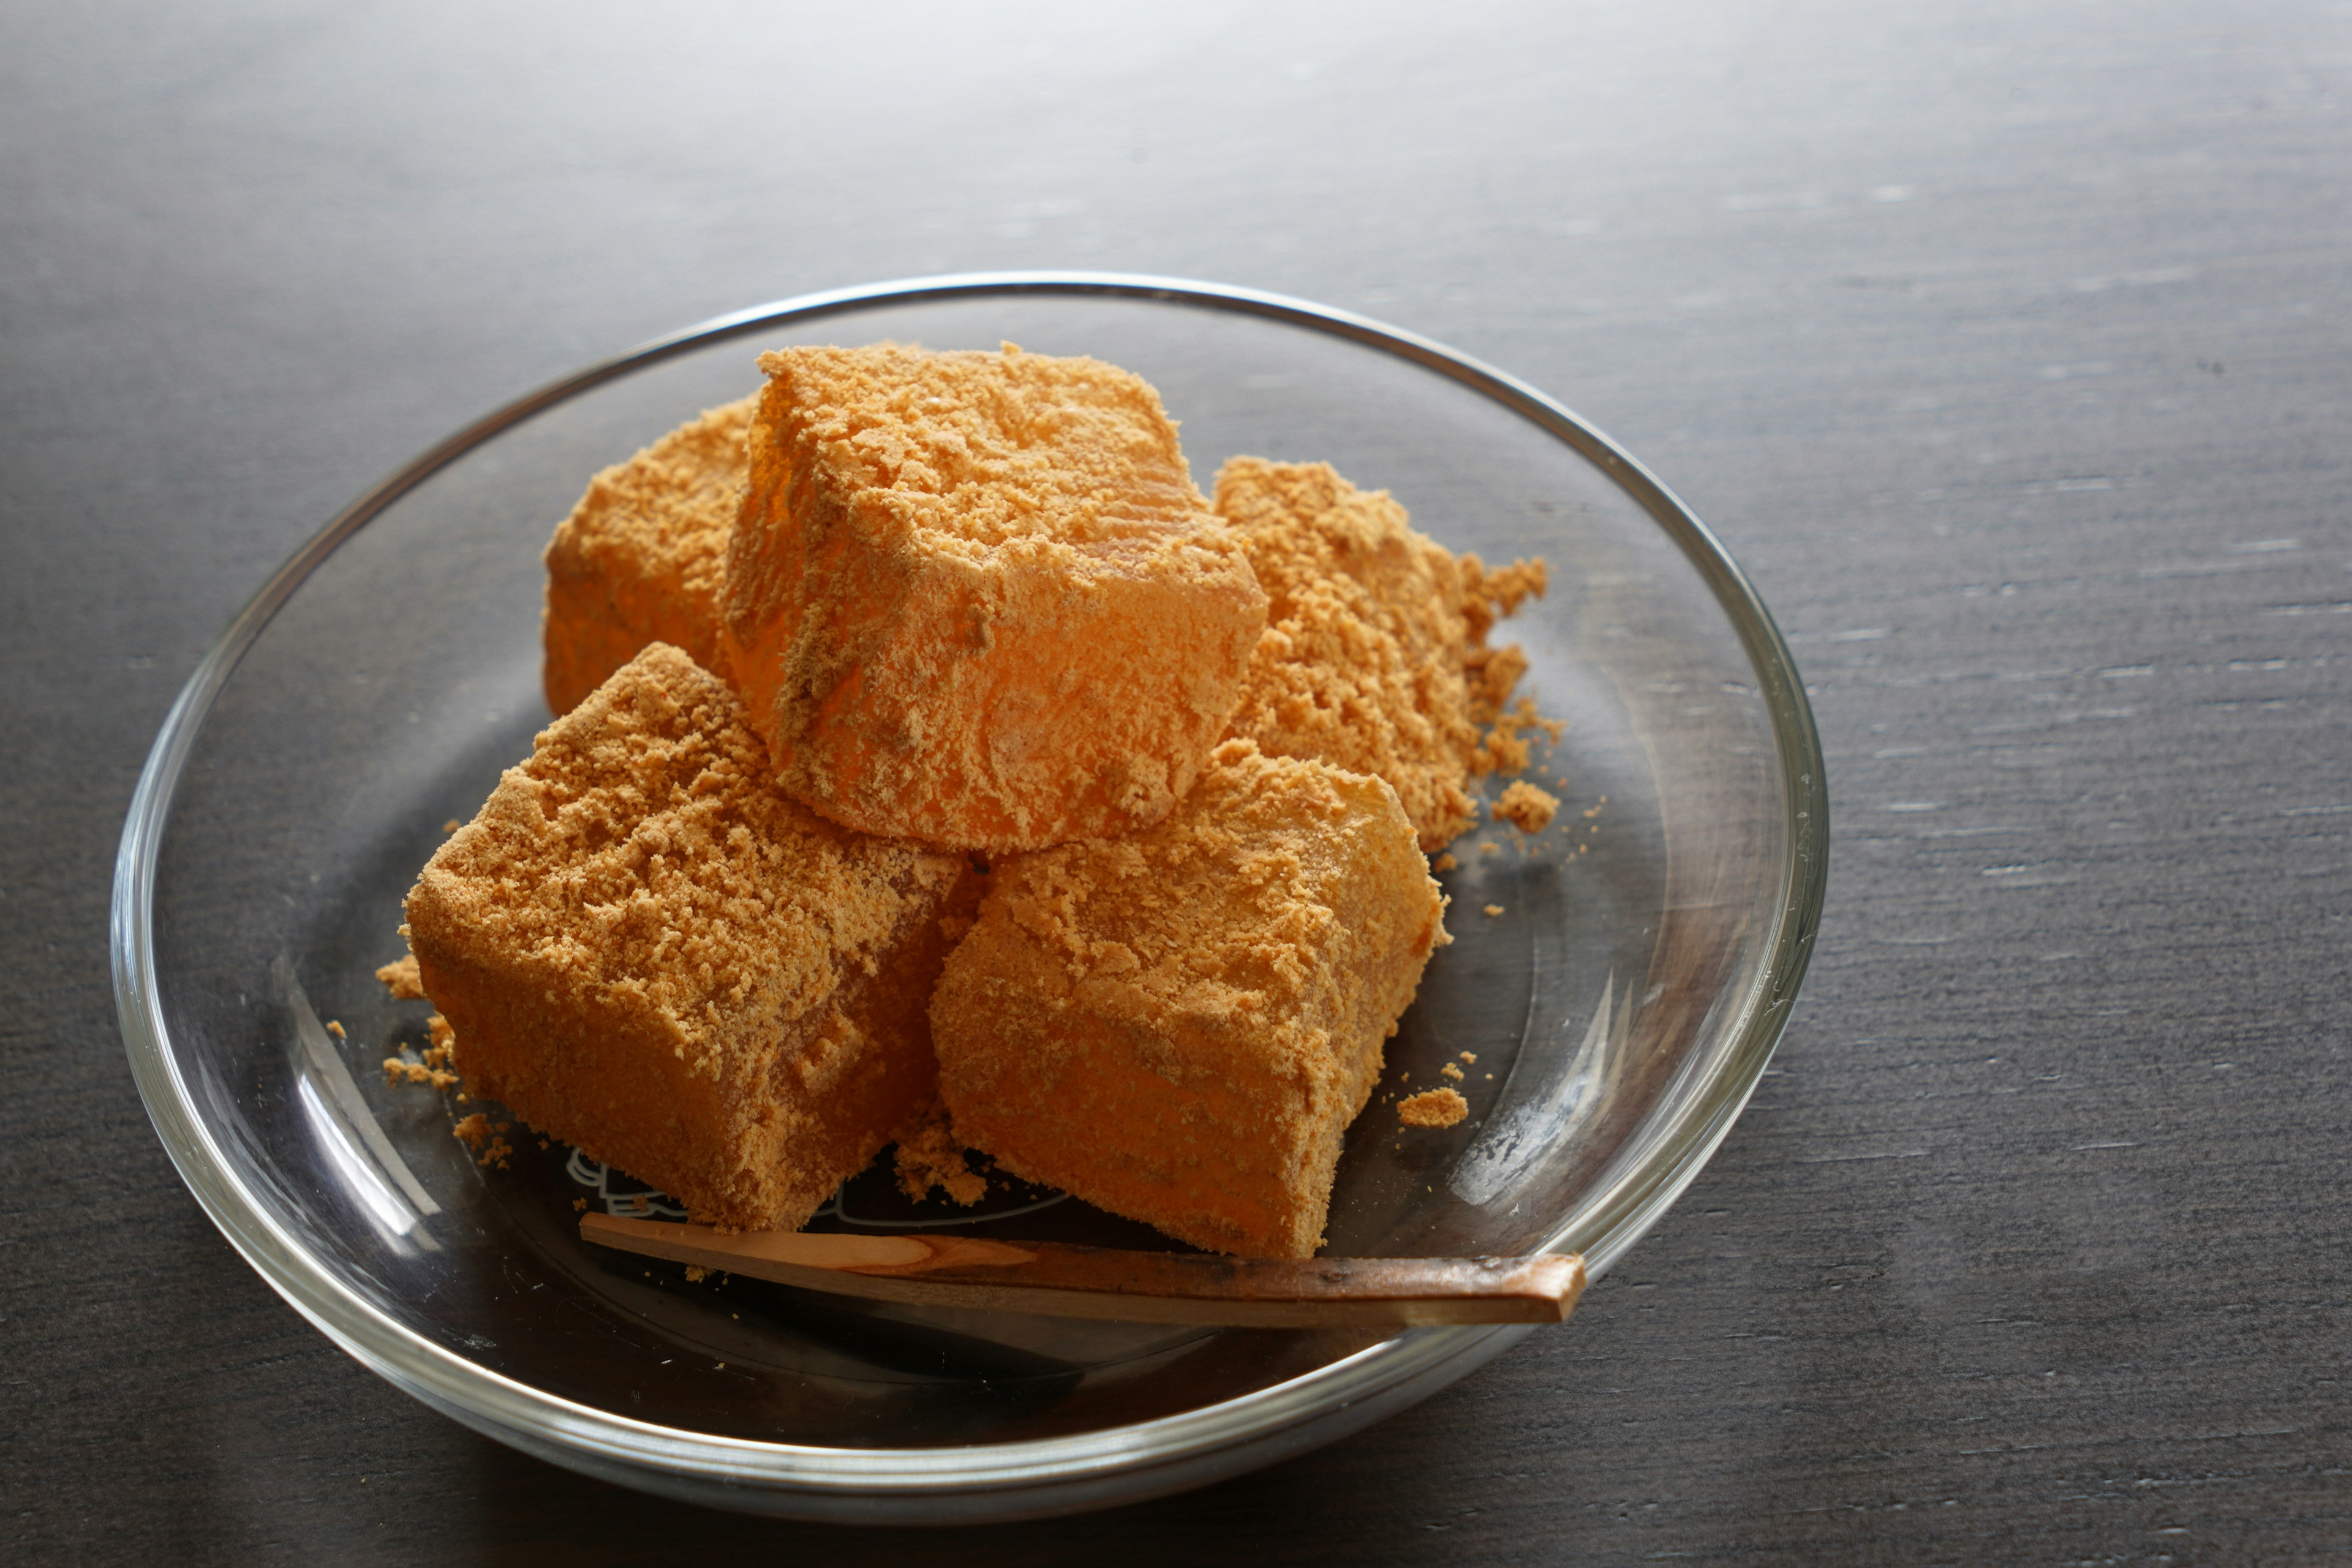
[
  {"left": 579, "top": 1215, "right": 1586, "bottom": 1326},
  {"left": 4, "top": 0, "right": 2348, "bottom": 1561}
]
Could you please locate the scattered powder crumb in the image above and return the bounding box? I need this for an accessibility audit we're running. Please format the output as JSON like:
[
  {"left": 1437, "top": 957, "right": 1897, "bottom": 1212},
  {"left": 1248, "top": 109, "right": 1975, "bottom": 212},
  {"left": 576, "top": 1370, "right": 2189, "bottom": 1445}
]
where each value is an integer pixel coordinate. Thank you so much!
[
  {"left": 375, "top": 954, "right": 425, "bottom": 1000},
  {"left": 443, "top": 819, "right": 462, "bottom": 834},
  {"left": 1440, "top": 1062, "right": 1464, "bottom": 1081},
  {"left": 1483, "top": 904, "right": 1506, "bottom": 917},
  {"left": 1398, "top": 1087, "right": 1469, "bottom": 1128},
  {"left": 892, "top": 1099, "right": 988, "bottom": 1207},
  {"left": 1431, "top": 852, "right": 1457, "bottom": 872},
  {"left": 1476, "top": 721, "right": 1529, "bottom": 776},
  {"left": 380, "top": 1013, "right": 461, "bottom": 1092},
  {"left": 573, "top": 1198, "right": 589, "bottom": 1213},
  {"left": 1461, "top": 638, "right": 1528, "bottom": 725},
  {"left": 325, "top": 1019, "right": 346, "bottom": 1040},
  {"left": 684, "top": 1266, "right": 709, "bottom": 1283},
  {"left": 1474, "top": 696, "right": 1567, "bottom": 777},
  {"left": 1478, "top": 840, "right": 1500, "bottom": 856},
  {"left": 453, "top": 1113, "right": 491, "bottom": 1150},
  {"left": 538, "top": 1137, "right": 551, "bottom": 1150},
  {"left": 1459, "top": 1050, "right": 1477, "bottom": 1064},
  {"left": 1493, "top": 780, "right": 1560, "bottom": 834},
  {"left": 715, "top": 1362, "right": 726, "bottom": 1370},
  {"left": 1467, "top": 556, "right": 1548, "bottom": 619}
]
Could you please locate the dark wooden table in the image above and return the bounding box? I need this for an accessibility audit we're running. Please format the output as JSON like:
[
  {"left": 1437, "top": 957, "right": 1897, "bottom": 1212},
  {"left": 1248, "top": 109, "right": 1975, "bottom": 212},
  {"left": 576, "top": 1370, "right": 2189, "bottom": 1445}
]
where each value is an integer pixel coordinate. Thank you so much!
[{"left": 7, "top": 2, "right": 2347, "bottom": 1561}]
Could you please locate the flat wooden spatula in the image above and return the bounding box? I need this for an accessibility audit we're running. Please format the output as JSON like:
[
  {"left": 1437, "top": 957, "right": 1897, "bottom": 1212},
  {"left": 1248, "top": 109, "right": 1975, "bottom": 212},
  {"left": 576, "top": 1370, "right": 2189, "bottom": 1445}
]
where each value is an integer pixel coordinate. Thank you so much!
[{"left": 582, "top": 1213, "right": 1584, "bottom": 1328}]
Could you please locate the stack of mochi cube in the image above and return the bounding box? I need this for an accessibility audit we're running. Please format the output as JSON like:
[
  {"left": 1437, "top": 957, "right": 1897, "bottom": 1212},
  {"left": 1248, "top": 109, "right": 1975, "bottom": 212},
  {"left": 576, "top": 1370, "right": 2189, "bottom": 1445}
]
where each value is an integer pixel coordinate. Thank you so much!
[{"left": 405, "top": 342, "right": 1521, "bottom": 1257}]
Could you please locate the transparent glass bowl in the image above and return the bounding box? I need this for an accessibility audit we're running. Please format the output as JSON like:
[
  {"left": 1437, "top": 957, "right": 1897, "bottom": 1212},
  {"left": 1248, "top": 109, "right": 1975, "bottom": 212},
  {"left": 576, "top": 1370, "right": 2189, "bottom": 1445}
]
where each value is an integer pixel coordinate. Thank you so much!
[{"left": 112, "top": 274, "right": 1825, "bottom": 1521}]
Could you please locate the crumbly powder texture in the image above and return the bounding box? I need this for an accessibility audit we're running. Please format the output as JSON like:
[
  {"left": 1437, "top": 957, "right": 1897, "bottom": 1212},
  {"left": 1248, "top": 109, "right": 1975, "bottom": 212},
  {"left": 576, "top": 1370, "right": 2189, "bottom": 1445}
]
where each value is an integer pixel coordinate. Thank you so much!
[
  {"left": 1398, "top": 1087, "right": 1469, "bottom": 1128},
  {"left": 723, "top": 343, "right": 1268, "bottom": 851},
  {"left": 891, "top": 1098, "right": 988, "bottom": 1207},
  {"left": 542, "top": 395, "right": 758, "bottom": 714},
  {"left": 451, "top": 1112, "right": 513, "bottom": 1167},
  {"left": 382, "top": 1052, "right": 459, "bottom": 1091},
  {"left": 404, "top": 643, "right": 974, "bottom": 1229},
  {"left": 375, "top": 954, "right": 424, "bottom": 999},
  {"left": 932, "top": 738, "right": 1449, "bottom": 1257},
  {"left": 1493, "top": 779, "right": 1561, "bottom": 834},
  {"left": 1213, "top": 458, "right": 1550, "bottom": 850}
]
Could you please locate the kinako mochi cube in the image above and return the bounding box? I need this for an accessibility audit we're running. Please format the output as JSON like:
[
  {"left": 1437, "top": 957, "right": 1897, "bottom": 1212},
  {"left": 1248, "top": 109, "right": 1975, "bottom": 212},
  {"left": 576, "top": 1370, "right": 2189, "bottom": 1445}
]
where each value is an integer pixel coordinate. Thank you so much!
[
  {"left": 404, "top": 642, "right": 979, "bottom": 1231},
  {"left": 541, "top": 394, "right": 757, "bottom": 716},
  {"left": 929, "top": 738, "right": 1448, "bottom": 1257},
  {"left": 1216, "top": 457, "right": 1546, "bottom": 851},
  {"left": 723, "top": 343, "right": 1269, "bottom": 853}
]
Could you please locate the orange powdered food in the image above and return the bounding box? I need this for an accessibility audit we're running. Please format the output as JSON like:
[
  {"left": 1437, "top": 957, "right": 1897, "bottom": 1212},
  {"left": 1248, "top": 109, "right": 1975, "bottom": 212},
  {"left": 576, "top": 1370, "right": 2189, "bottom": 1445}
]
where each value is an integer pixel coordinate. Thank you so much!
[
  {"left": 723, "top": 344, "right": 1268, "bottom": 851},
  {"left": 930, "top": 738, "right": 1448, "bottom": 1257},
  {"left": 892, "top": 1098, "right": 988, "bottom": 1207},
  {"left": 542, "top": 395, "right": 757, "bottom": 715},
  {"left": 403, "top": 643, "right": 978, "bottom": 1231},
  {"left": 1398, "top": 1087, "right": 1469, "bottom": 1128},
  {"left": 375, "top": 954, "right": 424, "bottom": 999},
  {"left": 1214, "top": 457, "right": 1547, "bottom": 850},
  {"left": 1493, "top": 779, "right": 1560, "bottom": 834}
]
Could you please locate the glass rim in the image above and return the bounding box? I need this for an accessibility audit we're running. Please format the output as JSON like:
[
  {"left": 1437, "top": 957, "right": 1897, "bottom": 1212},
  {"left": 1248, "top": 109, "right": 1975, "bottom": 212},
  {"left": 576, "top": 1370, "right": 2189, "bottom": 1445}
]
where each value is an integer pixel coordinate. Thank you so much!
[{"left": 110, "top": 271, "right": 1828, "bottom": 1506}]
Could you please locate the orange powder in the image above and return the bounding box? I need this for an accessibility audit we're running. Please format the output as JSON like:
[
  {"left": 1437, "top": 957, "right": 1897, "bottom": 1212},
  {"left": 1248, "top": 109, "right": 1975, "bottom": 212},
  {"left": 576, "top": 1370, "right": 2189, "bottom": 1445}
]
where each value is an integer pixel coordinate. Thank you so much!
[
  {"left": 541, "top": 395, "right": 756, "bottom": 715},
  {"left": 931, "top": 739, "right": 1447, "bottom": 1257},
  {"left": 404, "top": 643, "right": 978, "bottom": 1231},
  {"left": 1214, "top": 458, "right": 1547, "bottom": 850},
  {"left": 723, "top": 344, "right": 1267, "bottom": 851},
  {"left": 1398, "top": 1087, "right": 1469, "bottom": 1128}
]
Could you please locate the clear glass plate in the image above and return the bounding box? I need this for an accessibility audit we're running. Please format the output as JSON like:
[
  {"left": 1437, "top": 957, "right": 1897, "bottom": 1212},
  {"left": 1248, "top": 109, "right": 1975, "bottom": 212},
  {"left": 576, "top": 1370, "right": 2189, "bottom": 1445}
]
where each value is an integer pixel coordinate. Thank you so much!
[{"left": 111, "top": 274, "right": 1826, "bottom": 1522}]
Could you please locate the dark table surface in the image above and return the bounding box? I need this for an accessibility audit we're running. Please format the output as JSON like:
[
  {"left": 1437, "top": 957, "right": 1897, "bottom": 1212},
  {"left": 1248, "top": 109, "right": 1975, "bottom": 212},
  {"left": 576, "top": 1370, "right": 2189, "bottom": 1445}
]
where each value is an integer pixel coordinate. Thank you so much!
[{"left": 7, "top": 1, "right": 2348, "bottom": 1561}]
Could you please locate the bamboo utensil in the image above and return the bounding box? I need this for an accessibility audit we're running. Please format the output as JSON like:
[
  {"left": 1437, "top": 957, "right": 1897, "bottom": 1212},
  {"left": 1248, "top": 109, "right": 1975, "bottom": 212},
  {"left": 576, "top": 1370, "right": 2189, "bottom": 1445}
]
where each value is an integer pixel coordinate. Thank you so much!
[{"left": 582, "top": 1213, "right": 1583, "bottom": 1328}]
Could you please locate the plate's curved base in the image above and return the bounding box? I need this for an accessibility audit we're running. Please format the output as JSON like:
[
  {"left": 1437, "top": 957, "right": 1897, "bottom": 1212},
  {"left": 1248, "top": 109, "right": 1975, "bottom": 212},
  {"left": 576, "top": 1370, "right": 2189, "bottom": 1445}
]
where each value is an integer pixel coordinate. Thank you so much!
[{"left": 382, "top": 1325, "right": 1531, "bottom": 1523}]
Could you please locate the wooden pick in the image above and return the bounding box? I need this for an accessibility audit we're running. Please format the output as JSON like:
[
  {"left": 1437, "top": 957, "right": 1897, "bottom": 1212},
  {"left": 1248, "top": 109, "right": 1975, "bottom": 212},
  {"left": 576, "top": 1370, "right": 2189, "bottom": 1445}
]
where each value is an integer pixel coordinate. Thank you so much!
[{"left": 581, "top": 1213, "right": 1583, "bottom": 1328}]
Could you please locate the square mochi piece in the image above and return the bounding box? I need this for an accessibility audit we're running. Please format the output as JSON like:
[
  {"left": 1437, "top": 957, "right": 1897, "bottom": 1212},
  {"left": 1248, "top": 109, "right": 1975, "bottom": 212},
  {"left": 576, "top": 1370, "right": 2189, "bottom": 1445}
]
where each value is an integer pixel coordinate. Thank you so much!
[
  {"left": 722, "top": 342, "right": 1268, "bottom": 852},
  {"left": 541, "top": 394, "right": 756, "bottom": 716},
  {"left": 405, "top": 643, "right": 978, "bottom": 1230},
  {"left": 930, "top": 738, "right": 1448, "bottom": 1257}
]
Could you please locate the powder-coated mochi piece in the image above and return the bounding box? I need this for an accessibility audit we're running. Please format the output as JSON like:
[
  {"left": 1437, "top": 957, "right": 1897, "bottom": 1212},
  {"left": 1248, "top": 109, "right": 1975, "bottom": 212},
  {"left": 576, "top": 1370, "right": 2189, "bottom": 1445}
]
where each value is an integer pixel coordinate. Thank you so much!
[
  {"left": 1216, "top": 457, "right": 1540, "bottom": 851},
  {"left": 405, "top": 643, "right": 978, "bottom": 1231},
  {"left": 723, "top": 343, "right": 1268, "bottom": 852},
  {"left": 930, "top": 739, "right": 1448, "bottom": 1257},
  {"left": 541, "top": 395, "right": 755, "bottom": 715}
]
